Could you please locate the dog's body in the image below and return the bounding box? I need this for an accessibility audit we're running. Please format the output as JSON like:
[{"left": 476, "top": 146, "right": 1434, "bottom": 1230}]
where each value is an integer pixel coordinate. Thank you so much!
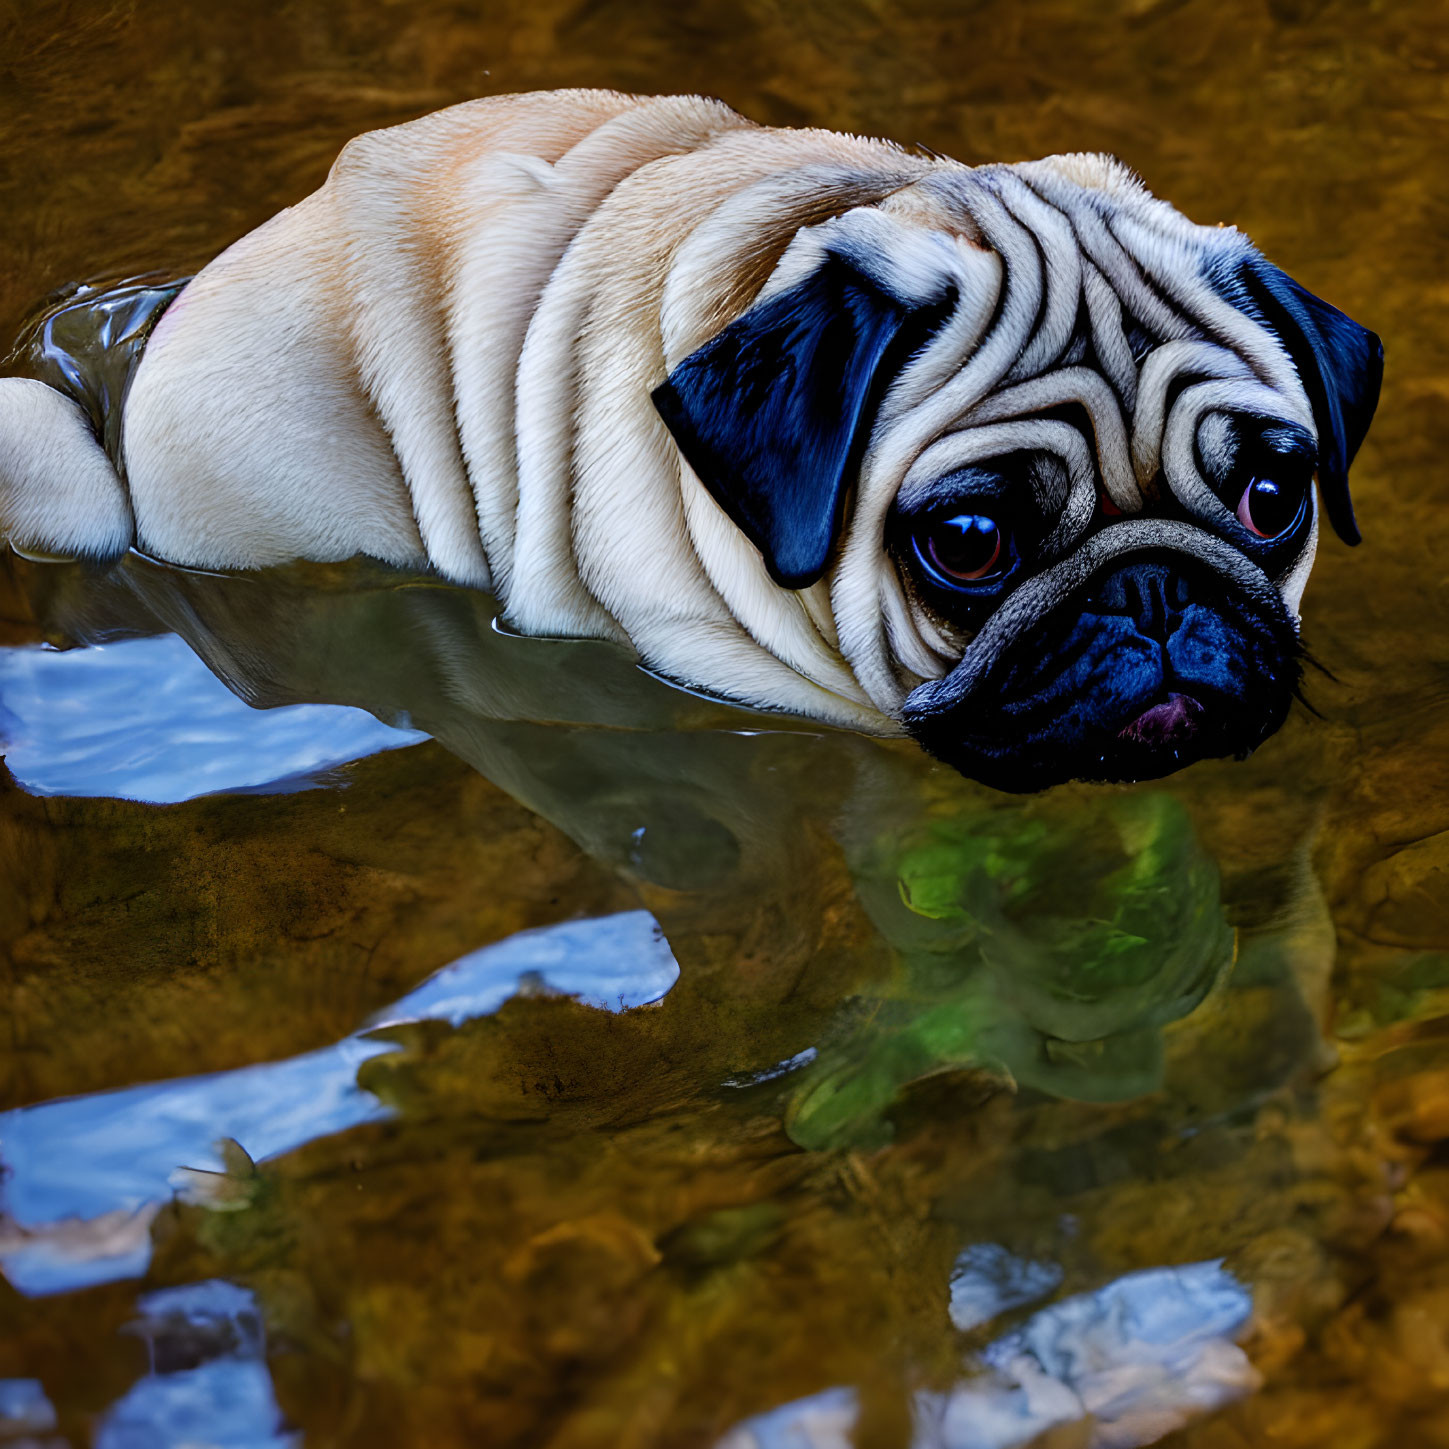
[{"left": 0, "top": 90, "right": 1381, "bottom": 788}]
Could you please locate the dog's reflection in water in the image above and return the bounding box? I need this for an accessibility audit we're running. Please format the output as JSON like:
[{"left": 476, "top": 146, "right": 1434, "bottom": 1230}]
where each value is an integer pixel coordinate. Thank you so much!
[
  {"left": 6, "top": 551, "right": 1340, "bottom": 1447},
  {"left": 20, "top": 552, "right": 1325, "bottom": 1121}
]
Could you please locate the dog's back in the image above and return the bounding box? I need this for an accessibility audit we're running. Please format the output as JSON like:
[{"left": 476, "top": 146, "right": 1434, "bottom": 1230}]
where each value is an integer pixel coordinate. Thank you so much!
[{"left": 0, "top": 90, "right": 935, "bottom": 728}]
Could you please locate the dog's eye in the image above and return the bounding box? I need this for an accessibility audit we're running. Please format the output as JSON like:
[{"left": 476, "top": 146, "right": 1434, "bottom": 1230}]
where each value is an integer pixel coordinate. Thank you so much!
[
  {"left": 918, "top": 513, "right": 1008, "bottom": 584},
  {"left": 1236, "top": 474, "right": 1308, "bottom": 539}
]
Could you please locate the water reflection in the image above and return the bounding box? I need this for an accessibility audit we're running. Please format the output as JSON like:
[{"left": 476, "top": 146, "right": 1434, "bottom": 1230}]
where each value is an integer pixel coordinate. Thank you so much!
[
  {"left": 721, "top": 1260, "right": 1257, "bottom": 1449},
  {"left": 0, "top": 632, "right": 425, "bottom": 802},
  {"left": 10, "top": 555, "right": 1314, "bottom": 1153},
  {"left": 0, "top": 552, "right": 1345, "bottom": 1447},
  {"left": 0, "top": 910, "right": 678, "bottom": 1295},
  {"left": 948, "top": 1244, "right": 1064, "bottom": 1333},
  {"left": 958, "top": 1260, "right": 1258, "bottom": 1447},
  {"left": 95, "top": 1280, "right": 297, "bottom": 1449},
  {"left": 788, "top": 792, "right": 1236, "bottom": 1149},
  {"left": 718, "top": 1387, "right": 859, "bottom": 1449},
  {"left": 1, "top": 0, "right": 1444, "bottom": 1436},
  {"left": 0, "top": 1378, "right": 59, "bottom": 1441}
]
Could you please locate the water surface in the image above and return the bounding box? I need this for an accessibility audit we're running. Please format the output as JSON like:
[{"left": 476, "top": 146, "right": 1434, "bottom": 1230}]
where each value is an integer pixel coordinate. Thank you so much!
[{"left": 2, "top": 3, "right": 1447, "bottom": 1446}]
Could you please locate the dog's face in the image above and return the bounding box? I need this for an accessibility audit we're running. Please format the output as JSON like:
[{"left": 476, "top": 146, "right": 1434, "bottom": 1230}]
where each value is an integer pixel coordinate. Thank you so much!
[
  {"left": 887, "top": 422, "right": 1314, "bottom": 791},
  {"left": 653, "top": 157, "right": 1382, "bottom": 791}
]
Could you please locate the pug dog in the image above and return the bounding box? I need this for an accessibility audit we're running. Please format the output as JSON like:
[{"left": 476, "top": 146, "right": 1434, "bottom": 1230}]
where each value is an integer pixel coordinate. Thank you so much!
[{"left": 0, "top": 89, "right": 1381, "bottom": 791}]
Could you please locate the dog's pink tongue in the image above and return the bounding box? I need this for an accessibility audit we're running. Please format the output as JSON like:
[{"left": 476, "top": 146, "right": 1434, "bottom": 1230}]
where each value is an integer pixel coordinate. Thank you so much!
[{"left": 1119, "top": 692, "right": 1203, "bottom": 746}]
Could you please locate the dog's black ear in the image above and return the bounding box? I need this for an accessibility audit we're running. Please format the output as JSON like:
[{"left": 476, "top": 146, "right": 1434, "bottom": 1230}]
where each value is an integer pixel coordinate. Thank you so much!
[
  {"left": 1233, "top": 257, "right": 1383, "bottom": 546},
  {"left": 652, "top": 254, "right": 955, "bottom": 588}
]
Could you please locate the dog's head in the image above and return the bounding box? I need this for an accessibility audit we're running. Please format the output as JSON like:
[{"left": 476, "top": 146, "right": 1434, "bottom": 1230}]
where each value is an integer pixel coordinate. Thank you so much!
[{"left": 653, "top": 157, "right": 1382, "bottom": 791}]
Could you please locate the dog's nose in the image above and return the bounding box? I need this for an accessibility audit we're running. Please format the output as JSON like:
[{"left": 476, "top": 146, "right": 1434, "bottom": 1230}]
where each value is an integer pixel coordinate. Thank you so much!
[{"left": 1086, "top": 561, "right": 1191, "bottom": 643}]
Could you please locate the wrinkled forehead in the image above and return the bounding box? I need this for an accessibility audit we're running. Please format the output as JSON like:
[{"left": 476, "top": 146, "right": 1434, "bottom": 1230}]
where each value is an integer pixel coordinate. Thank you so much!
[{"left": 866, "top": 163, "right": 1317, "bottom": 566}]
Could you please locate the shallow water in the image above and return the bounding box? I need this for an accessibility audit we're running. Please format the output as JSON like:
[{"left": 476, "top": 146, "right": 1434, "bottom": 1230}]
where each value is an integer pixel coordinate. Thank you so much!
[{"left": 1, "top": 3, "right": 1448, "bottom": 1446}]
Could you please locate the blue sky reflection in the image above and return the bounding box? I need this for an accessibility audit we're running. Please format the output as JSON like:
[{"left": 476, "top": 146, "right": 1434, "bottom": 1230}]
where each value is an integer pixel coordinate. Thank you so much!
[
  {"left": 0, "top": 910, "right": 679, "bottom": 1296},
  {"left": 0, "top": 633, "right": 427, "bottom": 801},
  {"left": 95, "top": 1279, "right": 299, "bottom": 1449},
  {"left": 719, "top": 1258, "right": 1258, "bottom": 1449}
]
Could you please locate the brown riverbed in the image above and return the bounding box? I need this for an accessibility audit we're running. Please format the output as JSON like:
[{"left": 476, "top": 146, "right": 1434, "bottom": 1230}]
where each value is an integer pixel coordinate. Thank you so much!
[{"left": 1, "top": 2, "right": 1448, "bottom": 1446}]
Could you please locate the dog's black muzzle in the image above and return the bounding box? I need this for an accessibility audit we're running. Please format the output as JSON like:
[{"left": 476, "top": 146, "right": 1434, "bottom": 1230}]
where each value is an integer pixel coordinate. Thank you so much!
[{"left": 902, "top": 552, "right": 1301, "bottom": 793}]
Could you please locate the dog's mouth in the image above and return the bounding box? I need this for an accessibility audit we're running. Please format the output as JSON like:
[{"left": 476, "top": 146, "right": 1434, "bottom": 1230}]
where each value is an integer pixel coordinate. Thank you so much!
[
  {"left": 1118, "top": 691, "right": 1203, "bottom": 747},
  {"left": 901, "top": 553, "right": 1300, "bottom": 793}
]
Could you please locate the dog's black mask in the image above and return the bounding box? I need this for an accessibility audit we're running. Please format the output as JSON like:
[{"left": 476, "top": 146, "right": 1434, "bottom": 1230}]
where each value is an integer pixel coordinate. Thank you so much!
[{"left": 900, "top": 551, "right": 1301, "bottom": 793}]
